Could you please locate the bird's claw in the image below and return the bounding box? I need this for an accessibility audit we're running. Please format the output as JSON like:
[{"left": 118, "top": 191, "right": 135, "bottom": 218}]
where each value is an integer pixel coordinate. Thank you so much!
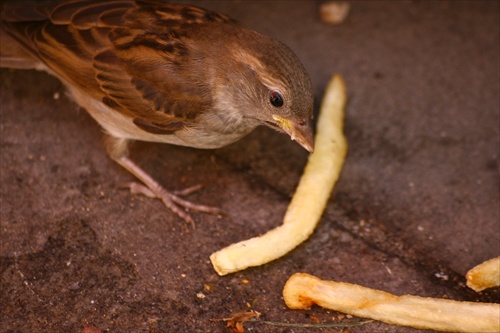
[{"left": 123, "top": 181, "right": 226, "bottom": 228}]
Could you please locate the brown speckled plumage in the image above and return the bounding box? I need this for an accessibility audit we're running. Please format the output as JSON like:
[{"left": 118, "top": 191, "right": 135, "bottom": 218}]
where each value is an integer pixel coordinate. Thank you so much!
[{"left": 1, "top": 0, "right": 314, "bottom": 225}]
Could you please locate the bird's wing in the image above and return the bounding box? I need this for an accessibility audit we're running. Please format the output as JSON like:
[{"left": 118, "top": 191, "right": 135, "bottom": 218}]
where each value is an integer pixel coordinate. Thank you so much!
[{"left": 1, "top": 0, "right": 236, "bottom": 134}]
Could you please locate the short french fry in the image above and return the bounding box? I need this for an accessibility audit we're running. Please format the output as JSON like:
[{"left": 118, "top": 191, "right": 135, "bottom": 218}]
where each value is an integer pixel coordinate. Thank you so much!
[
  {"left": 283, "top": 273, "right": 500, "bottom": 333},
  {"left": 210, "top": 74, "right": 348, "bottom": 275},
  {"left": 466, "top": 256, "right": 500, "bottom": 292}
]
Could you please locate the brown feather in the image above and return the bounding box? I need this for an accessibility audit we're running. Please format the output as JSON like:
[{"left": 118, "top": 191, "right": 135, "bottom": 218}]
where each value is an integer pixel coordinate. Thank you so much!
[{"left": 1, "top": 0, "right": 237, "bottom": 134}]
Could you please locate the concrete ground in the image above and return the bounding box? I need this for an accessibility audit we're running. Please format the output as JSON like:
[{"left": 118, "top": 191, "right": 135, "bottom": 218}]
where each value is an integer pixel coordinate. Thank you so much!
[{"left": 1, "top": 1, "right": 498, "bottom": 332}]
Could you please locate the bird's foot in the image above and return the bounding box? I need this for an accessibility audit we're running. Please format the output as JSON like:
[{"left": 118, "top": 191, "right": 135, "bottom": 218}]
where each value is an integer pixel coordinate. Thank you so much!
[
  {"left": 126, "top": 181, "right": 224, "bottom": 228},
  {"left": 128, "top": 182, "right": 203, "bottom": 198},
  {"left": 117, "top": 156, "right": 224, "bottom": 228}
]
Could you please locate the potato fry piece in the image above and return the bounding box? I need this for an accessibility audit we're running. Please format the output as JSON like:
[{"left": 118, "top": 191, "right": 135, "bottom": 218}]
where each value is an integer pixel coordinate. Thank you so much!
[
  {"left": 283, "top": 273, "right": 500, "bottom": 333},
  {"left": 210, "top": 74, "right": 348, "bottom": 275},
  {"left": 466, "top": 256, "right": 500, "bottom": 292}
]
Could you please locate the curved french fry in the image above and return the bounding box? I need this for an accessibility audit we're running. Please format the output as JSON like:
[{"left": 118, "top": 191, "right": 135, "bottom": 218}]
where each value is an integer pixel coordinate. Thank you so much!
[
  {"left": 210, "top": 74, "right": 348, "bottom": 275},
  {"left": 466, "top": 256, "right": 500, "bottom": 292},
  {"left": 283, "top": 273, "right": 500, "bottom": 333}
]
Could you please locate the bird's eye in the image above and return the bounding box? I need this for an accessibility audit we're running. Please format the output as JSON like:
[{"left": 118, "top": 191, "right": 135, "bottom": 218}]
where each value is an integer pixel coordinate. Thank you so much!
[{"left": 269, "top": 91, "right": 284, "bottom": 107}]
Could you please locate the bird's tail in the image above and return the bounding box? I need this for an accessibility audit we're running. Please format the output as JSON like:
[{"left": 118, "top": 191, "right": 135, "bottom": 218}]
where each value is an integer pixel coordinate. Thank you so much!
[
  {"left": 0, "top": 28, "right": 41, "bottom": 69},
  {"left": 0, "top": 0, "right": 52, "bottom": 69}
]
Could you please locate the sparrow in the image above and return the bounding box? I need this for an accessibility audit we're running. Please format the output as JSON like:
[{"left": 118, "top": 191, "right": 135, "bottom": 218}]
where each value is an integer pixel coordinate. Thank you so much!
[{"left": 0, "top": 0, "right": 314, "bottom": 226}]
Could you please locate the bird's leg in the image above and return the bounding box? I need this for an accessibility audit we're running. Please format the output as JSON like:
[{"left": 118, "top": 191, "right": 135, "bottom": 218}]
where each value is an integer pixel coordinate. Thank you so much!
[{"left": 104, "top": 135, "right": 224, "bottom": 227}]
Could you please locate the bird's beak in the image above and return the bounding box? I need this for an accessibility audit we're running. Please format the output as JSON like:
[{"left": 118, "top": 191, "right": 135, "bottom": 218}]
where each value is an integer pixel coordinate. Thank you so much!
[{"left": 272, "top": 115, "right": 315, "bottom": 153}]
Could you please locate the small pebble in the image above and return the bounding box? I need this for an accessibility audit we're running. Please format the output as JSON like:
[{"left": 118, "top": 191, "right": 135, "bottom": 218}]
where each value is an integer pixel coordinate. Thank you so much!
[{"left": 320, "top": 1, "right": 350, "bottom": 25}]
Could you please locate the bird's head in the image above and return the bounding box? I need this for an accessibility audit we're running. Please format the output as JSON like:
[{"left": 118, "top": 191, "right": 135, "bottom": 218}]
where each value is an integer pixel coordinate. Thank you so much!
[{"left": 215, "top": 27, "right": 315, "bottom": 153}]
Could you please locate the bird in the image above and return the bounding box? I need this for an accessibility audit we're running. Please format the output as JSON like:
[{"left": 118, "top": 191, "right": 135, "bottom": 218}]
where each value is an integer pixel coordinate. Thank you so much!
[{"left": 0, "top": 0, "right": 314, "bottom": 226}]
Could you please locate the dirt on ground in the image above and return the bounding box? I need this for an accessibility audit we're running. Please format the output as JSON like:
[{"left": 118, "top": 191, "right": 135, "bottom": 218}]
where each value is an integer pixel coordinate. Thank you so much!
[{"left": 1, "top": 1, "right": 498, "bottom": 332}]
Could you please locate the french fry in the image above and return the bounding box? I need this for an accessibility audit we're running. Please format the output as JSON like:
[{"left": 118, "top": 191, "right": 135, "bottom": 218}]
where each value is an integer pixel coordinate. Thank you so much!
[
  {"left": 210, "top": 74, "right": 348, "bottom": 275},
  {"left": 283, "top": 273, "right": 500, "bottom": 333},
  {"left": 466, "top": 256, "right": 500, "bottom": 292}
]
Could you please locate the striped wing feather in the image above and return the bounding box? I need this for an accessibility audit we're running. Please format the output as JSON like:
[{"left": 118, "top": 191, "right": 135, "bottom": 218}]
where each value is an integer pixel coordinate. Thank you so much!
[{"left": 1, "top": 0, "right": 236, "bottom": 134}]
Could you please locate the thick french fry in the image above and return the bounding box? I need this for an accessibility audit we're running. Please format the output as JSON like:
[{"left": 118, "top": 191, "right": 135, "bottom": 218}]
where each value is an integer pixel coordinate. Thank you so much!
[
  {"left": 466, "top": 256, "right": 500, "bottom": 292},
  {"left": 283, "top": 273, "right": 500, "bottom": 333},
  {"left": 210, "top": 74, "right": 348, "bottom": 275}
]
